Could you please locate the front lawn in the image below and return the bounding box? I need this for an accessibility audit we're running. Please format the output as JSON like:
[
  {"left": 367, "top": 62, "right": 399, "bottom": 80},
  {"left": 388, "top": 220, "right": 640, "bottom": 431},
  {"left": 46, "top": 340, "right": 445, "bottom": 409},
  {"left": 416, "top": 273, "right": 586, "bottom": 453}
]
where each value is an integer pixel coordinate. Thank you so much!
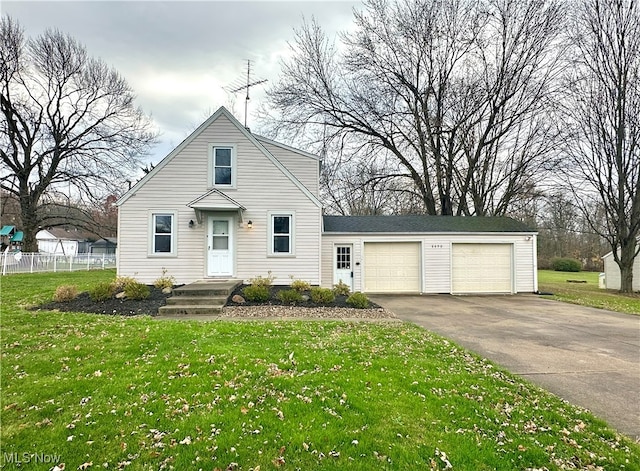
[
  {"left": 538, "top": 270, "right": 640, "bottom": 314},
  {"left": 1, "top": 271, "right": 638, "bottom": 470}
]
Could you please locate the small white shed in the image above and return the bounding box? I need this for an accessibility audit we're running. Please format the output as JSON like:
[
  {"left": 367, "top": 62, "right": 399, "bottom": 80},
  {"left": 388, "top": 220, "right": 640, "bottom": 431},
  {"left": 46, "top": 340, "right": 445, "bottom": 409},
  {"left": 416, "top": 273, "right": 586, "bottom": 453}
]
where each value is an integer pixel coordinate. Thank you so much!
[
  {"left": 602, "top": 250, "right": 640, "bottom": 291},
  {"left": 321, "top": 215, "right": 538, "bottom": 295}
]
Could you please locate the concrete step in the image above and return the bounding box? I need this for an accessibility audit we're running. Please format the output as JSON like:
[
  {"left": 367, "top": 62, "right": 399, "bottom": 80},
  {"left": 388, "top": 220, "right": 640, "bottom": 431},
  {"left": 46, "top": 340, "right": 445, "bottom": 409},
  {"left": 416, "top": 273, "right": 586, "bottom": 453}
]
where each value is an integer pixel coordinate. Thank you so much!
[
  {"left": 173, "top": 280, "right": 242, "bottom": 298},
  {"left": 157, "top": 304, "right": 225, "bottom": 316},
  {"left": 165, "top": 296, "right": 226, "bottom": 306},
  {"left": 159, "top": 280, "right": 242, "bottom": 316}
]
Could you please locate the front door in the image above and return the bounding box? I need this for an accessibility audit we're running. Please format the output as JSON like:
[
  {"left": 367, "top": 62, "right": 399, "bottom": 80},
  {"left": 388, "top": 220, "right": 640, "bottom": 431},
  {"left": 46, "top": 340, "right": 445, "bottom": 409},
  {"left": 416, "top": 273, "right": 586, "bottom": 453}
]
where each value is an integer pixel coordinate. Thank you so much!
[
  {"left": 207, "top": 217, "right": 233, "bottom": 276},
  {"left": 334, "top": 244, "right": 353, "bottom": 291}
]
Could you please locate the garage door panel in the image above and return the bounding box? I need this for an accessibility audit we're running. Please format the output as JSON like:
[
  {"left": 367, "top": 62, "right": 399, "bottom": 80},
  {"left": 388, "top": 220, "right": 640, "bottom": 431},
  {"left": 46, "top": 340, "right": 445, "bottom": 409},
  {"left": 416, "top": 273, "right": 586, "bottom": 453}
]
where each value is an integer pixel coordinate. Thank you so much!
[
  {"left": 364, "top": 242, "right": 421, "bottom": 292},
  {"left": 452, "top": 243, "right": 512, "bottom": 294}
]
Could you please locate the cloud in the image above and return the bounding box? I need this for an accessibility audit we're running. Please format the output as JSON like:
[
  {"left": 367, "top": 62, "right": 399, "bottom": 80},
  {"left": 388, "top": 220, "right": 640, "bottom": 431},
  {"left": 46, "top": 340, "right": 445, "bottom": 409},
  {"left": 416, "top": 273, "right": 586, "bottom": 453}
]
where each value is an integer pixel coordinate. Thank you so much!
[{"left": 3, "top": 0, "right": 360, "bottom": 162}]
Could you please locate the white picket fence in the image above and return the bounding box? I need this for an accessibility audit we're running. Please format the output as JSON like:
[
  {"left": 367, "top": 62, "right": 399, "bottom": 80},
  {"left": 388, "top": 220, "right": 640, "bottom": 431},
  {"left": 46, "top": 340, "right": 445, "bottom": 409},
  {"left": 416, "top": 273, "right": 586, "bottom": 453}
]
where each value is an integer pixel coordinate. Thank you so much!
[{"left": 0, "top": 251, "right": 116, "bottom": 275}]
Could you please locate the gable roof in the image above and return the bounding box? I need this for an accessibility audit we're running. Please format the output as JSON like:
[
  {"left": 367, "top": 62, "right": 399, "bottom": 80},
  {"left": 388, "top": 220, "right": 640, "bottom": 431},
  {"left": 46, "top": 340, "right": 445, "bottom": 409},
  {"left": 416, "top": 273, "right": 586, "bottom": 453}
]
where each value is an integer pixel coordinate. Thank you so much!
[
  {"left": 187, "top": 188, "right": 247, "bottom": 211},
  {"left": 117, "top": 107, "right": 322, "bottom": 208},
  {"left": 254, "top": 135, "right": 320, "bottom": 161},
  {"left": 36, "top": 227, "right": 98, "bottom": 241},
  {"left": 322, "top": 215, "right": 535, "bottom": 233}
]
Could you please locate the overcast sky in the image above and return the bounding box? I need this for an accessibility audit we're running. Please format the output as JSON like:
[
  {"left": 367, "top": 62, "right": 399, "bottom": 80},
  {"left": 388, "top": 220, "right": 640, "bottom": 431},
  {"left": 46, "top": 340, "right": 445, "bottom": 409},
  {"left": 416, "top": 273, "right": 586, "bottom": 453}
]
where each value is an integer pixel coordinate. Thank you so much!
[{"left": 2, "top": 0, "right": 361, "bottom": 163}]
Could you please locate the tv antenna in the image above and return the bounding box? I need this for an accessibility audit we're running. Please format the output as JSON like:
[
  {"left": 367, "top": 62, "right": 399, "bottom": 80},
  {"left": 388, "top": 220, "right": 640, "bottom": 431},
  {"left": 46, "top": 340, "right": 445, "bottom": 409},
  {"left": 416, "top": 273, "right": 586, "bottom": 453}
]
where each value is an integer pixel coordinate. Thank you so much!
[{"left": 226, "top": 60, "right": 268, "bottom": 128}]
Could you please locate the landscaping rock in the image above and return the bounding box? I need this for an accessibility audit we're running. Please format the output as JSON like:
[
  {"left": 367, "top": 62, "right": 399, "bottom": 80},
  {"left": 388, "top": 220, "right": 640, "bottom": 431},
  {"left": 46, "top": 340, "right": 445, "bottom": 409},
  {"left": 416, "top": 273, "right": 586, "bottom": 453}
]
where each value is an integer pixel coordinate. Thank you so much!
[
  {"left": 301, "top": 294, "right": 310, "bottom": 302},
  {"left": 162, "top": 286, "right": 173, "bottom": 294},
  {"left": 115, "top": 291, "right": 126, "bottom": 299},
  {"left": 232, "top": 294, "right": 246, "bottom": 304}
]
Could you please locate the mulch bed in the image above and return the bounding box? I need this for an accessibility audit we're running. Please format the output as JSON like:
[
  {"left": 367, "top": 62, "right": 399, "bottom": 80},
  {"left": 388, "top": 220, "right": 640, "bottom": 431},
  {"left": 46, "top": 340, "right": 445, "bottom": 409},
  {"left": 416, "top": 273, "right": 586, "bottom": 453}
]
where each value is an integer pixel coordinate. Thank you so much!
[
  {"left": 33, "top": 286, "right": 172, "bottom": 316},
  {"left": 31, "top": 284, "right": 379, "bottom": 317},
  {"left": 227, "top": 284, "right": 380, "bottom": 309}
]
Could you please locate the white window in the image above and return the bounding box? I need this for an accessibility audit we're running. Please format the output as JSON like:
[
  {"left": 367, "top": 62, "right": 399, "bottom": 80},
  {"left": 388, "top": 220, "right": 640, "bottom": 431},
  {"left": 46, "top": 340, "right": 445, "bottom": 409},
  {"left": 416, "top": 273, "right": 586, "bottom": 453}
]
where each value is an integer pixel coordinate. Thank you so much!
[
  {"left": 209, "top": 144, "right": 236, "bottom": 187},
  {"left": 149, "top": 212, "right": 176, "bottom": 256},
  {"left": 269, "top": 212, "right": 295, "bottom": 256}
]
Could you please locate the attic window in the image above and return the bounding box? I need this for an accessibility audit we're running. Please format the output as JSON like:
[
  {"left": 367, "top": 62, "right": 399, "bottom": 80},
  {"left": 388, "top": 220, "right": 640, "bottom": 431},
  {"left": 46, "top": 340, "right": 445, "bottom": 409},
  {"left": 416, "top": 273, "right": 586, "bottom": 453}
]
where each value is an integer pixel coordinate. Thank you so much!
[{"left": 210, "top": 144, "right": 236, "bottom": 188}]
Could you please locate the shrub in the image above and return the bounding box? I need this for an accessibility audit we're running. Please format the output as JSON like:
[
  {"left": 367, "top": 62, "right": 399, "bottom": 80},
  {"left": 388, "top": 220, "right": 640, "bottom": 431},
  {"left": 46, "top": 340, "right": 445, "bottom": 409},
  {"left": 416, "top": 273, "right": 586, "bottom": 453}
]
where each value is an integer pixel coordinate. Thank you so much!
[
  {"left": 346, "top": 292, "right": 369, "bottom": 309},
  {"left": 310, "top": 287, "right": 335, "bottom": 304},
  {"left": 290, "top": 277, "right": 311, "bottom": 292},
  {"left": 124, "top": 281, "right": 150, "bottom": 300},
  {"left": 333, "top": 280, "right": 351, "bottom": 296},
  {"left": 113, "top": 276, "right": 138, "bottom": 291},
  {"left": 154, "top": 268, "right": 175, "bottom": 289},
  {"left": 249, "top": 271, "right": 275, "bottom": 288},
  {"left": 277, "top": 289, "right": 303, "bottom": 305},
  {"left": 551, "top": 257, "right": 582, "bottom": 272},
  {"left": 90, "top": 282, "right": 115, "bottom": 302},
  {"left": 53, "top": 285, "right": 79, "bottom": 302},
  {"left": 243, "top": 285, "right": 270, "bottom": 302}
]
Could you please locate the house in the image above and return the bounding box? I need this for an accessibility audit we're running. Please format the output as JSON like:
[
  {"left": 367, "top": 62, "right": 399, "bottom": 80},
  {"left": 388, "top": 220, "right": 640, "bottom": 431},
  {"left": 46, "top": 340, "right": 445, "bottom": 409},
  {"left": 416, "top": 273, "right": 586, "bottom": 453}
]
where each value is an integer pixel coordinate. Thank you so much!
[
  {"left": 89, "top": 237, "right": 118, "bottom": 255},
  {"left": 602, "top": 249, "right": 640, "bottom": 291},
  {"left": 116, "top": 106, "right": 538, "bottom": 294},
  {"left": 36, "top": 227, "right": 99, "bottom": 255}
]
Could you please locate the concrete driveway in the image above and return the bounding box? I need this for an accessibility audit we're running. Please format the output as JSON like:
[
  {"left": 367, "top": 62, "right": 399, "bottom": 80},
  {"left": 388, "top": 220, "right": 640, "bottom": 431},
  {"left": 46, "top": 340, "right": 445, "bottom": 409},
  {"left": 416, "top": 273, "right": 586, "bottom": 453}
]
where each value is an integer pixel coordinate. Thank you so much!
[{"left": 370, "top": 294, "right": 640, "bottom": 440}]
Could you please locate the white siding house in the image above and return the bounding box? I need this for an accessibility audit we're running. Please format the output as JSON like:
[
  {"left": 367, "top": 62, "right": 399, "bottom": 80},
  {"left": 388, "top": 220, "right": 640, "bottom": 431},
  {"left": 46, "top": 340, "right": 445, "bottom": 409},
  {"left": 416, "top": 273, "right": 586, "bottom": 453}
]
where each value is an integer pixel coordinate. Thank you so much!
[
  {"left": 602, "top": 250, "right": 640, "bottom": 291},
  {"left": 117, "top": 106, "right": 538, "bottom": 293},
  {"left": 116, "top": 107, "right": 322, "bottom": 285},
  {"left": 37, "top": 228, "right": 82, "bottom": 255}
]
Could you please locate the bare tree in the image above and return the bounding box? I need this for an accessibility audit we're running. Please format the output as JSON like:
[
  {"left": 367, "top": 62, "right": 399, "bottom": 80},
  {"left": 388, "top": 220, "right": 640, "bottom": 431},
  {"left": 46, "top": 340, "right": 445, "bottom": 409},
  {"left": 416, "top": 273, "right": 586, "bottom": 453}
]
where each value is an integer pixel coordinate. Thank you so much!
[
  {"left": 0, "top": 17, "right": 155, "bottom": 251},
  {"left": 321, "top": 149, "right": 424, "bottom": 215},
  {"left": 563, "top": 0, "right": 640, "bottom": 292},
  {"left": 265, "top": 0, "right": 565, "bottom": 216}
]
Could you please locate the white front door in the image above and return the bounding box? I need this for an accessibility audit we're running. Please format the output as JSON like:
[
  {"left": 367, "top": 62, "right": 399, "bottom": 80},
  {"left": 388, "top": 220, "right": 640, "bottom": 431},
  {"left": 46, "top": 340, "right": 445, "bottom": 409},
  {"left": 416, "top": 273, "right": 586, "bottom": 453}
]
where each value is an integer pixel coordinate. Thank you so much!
[
  {"left": 334, "top": 244, "right": 353, "bottom": 291},
  {"left": 207, "top": 217, "right": 233, "bottom": 276}
]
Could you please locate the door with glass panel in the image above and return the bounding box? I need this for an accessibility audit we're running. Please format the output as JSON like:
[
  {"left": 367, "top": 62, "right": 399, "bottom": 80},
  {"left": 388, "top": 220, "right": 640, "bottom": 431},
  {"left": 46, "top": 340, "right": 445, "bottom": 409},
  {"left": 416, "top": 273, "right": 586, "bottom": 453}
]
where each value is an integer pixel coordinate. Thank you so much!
[
  {"left": 207, "top": 217, "right": 233, "bottom": 276},
  {"left": 334, "top": 244, "right": 354, "bottom": 291}
]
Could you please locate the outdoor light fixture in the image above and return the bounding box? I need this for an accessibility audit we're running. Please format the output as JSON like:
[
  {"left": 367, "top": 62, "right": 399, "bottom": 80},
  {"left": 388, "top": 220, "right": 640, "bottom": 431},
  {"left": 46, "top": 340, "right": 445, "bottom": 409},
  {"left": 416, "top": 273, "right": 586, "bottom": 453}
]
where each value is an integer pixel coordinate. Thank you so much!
[
  {"left": 247, "top": 220, "right": 253, "bottom": 229},
  {"left": 188, "top": 220, "right": 195, "bottom": 228}
]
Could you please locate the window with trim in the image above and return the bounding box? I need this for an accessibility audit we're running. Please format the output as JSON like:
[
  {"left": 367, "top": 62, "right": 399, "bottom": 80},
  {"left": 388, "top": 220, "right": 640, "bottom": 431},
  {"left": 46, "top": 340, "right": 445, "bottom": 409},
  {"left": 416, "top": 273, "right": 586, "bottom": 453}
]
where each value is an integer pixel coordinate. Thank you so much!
[
  {"left": 270, "top": 213, "right": 294, "bottom": 255},
  {"left": 210, "top": 145, "right": 236, "bottom": 187},
  {"left": 151, "top": 213, "right": 175, "bottom": 255}
]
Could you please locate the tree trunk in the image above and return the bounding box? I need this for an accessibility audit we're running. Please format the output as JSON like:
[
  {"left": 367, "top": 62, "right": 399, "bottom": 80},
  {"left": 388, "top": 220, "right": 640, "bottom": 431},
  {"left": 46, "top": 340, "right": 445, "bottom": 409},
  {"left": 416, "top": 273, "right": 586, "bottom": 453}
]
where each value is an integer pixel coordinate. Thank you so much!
[
  {"left": 20, "top": 193, "right": 40, "bottom": 253},
  {"left": 618, "top": 237, "right": 637, "bottom": 293}
]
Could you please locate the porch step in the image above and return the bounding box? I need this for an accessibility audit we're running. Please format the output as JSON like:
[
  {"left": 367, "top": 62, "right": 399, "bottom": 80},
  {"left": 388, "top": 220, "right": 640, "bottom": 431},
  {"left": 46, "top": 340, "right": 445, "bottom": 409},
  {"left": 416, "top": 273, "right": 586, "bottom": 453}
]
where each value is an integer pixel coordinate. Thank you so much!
[{"left": 157, "top": 279, "right": 242, "bottom": 317}]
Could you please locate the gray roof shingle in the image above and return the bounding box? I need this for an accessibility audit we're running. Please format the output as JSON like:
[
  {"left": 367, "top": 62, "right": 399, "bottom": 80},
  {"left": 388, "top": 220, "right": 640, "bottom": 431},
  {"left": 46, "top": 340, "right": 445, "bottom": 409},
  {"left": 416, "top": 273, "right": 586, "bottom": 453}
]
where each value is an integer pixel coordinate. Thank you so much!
[{"left": 322, "top": 215, "right": 534, "bottom": 233}]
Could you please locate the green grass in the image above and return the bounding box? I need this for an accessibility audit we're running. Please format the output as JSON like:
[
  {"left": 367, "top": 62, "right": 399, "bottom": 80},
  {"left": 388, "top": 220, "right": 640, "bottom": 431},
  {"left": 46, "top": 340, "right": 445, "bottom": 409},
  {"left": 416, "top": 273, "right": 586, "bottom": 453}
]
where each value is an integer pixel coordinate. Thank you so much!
[
  {"left": 1, "top": 271, "right": 639, "bottom": 470},
  {"left": 538, "top": 270, "right": 640, "bottom": 314}
]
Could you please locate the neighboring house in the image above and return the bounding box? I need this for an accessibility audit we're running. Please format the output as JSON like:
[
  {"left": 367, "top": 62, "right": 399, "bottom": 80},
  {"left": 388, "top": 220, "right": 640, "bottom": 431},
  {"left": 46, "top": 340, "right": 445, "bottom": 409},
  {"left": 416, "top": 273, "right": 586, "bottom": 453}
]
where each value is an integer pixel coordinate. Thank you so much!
[
  {"left": 116, "top": 106, "right": 538, "bottom": 294},
  {"left": 89, "top": 237, "right": 118, "bottom": 255},
  {"left": 0, "top": 225, "right": 23, "bottom": 251},
  {"left": 36, "top": 227, "right": 100, "bottom": 255},
  {"left": 602, "top": 249, "right": 640, "bottom": 291}
]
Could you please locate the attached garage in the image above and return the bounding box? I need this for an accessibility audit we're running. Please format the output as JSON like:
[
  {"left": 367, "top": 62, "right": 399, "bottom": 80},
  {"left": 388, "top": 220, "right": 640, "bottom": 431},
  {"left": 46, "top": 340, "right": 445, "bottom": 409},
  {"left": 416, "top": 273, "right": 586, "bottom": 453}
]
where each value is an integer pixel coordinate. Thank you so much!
[
  {"left": 321, "top": 215, "right": 537, "bottom": 295},
  {"left": 451, "top": 243, "right": 513, "bottom": 294},
  {"left": 364, "top": 242, "right": 421, "bottom": 292}
]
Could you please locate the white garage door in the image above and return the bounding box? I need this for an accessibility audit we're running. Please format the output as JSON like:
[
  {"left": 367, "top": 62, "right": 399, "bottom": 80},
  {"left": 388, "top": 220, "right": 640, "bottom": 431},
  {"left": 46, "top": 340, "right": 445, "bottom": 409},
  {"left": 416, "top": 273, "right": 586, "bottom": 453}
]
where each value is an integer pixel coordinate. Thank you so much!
[
  {"left": 364, "top": 242, "right": 421, "bottom": 292},
  {"left": 452, "top": 243, "right": 512, "bottom": 294}
]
